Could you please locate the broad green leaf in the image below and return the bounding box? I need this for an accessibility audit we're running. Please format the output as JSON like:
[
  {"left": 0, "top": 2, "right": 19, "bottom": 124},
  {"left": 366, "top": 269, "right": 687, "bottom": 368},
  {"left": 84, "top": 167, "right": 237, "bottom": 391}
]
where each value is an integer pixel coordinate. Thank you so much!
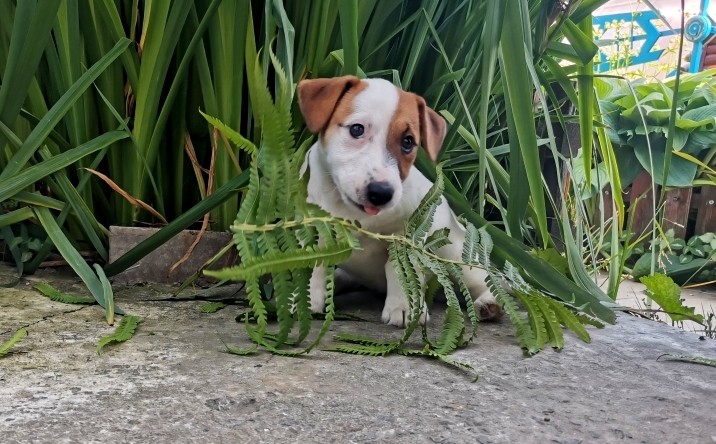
[{"left": 640, "top": 274, "right": 704, "bottom": 323}]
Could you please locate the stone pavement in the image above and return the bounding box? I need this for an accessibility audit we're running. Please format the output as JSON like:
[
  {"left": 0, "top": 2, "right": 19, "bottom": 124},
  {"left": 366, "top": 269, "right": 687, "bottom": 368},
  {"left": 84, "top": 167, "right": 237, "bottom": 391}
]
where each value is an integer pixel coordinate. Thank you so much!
[{"left": 1, "top": 266, "right": 715, "bottom": 443}]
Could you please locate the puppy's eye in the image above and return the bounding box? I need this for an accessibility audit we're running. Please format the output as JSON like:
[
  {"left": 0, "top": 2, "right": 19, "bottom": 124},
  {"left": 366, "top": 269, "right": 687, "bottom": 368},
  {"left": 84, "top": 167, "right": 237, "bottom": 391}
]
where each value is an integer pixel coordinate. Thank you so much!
[
  {"left": 401, "top": 135, "right": 415, "bottom": 154},
  {"left": 349, "top": 124, "right": 364, "bottom": 138}
]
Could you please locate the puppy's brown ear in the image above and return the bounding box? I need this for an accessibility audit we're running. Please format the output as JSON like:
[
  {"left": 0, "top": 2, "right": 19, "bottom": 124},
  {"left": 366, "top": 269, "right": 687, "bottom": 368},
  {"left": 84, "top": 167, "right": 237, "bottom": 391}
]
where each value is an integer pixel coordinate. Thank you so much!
[
  {"left": 297, "top": 76, "right": 361, "bottom": 133},
  {"left": 417, "top": 97, "right": 447, "bottom": 162}
]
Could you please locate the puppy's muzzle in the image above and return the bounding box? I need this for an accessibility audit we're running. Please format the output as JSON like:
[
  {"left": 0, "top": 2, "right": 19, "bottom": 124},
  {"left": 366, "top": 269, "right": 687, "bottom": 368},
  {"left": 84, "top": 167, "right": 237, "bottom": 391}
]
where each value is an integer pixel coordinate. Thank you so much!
[{"left": 366, "top": 181, "right": 394, "bottom": 206}]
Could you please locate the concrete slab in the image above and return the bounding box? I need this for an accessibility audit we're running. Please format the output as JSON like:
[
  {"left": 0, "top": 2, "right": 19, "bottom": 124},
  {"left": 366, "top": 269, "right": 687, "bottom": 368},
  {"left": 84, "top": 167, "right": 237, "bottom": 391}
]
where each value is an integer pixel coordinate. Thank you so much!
[
  {"left": 107, "top": 226, "right": 235, "bottom": 285},
  {"left": 1, "top": 265, "right": 715, "bottom": 443}
]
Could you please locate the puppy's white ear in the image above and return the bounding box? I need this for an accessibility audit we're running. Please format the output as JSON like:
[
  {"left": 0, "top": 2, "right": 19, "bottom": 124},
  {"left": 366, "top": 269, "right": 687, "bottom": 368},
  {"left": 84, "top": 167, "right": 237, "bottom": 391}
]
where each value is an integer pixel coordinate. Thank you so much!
[
  {"left": 417, "top": 98, "right": 447, "bottom": 162},
  {"left": 297, "top": 76, "right": 361, "bottom": 133}
]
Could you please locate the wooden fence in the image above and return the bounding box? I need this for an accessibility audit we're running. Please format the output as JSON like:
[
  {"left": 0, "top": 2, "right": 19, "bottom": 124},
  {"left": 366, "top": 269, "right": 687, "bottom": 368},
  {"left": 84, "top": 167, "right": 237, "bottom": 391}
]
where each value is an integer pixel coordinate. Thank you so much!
[{"left": 597, "top": 172, "right": 716, "bottom": 239}]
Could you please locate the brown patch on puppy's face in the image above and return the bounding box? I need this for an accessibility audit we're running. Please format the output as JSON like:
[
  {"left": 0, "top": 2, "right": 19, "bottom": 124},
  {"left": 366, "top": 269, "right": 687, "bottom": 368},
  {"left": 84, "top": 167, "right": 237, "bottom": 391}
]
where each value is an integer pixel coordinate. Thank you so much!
[
  {"left": 387, "top": 91, "right": 421, "bottom": 180},
  {"left": 386, "top": 92, "right": 447, "bottom": 180}
]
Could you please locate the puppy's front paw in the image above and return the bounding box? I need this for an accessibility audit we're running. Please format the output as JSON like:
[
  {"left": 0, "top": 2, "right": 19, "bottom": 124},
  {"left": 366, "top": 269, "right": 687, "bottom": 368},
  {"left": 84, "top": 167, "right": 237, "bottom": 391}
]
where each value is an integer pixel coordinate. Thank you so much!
[
  {"left": 381, "top": 299, "right": 429, "bottom": 327},
  {"left": 474, "top": 292, "right": 502, "bottom": 321},
  {"left": 309, "top": 289, "right": 326, "bottom": 314}
]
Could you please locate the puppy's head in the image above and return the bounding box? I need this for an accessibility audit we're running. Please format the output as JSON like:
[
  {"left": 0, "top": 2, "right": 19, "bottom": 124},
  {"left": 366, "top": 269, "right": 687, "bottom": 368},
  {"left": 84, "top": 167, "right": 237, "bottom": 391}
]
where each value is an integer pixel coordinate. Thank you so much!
[{"left": 298, "top": 76, "right": 446, "bottom": 216}]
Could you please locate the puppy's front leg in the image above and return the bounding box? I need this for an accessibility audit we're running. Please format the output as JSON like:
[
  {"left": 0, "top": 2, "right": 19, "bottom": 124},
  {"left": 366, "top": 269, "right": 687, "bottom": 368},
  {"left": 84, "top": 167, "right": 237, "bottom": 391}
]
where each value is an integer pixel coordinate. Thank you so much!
[
  {"left": 381, "top": 261, "right": 430, "bottom": 327},
  {"left": 309, "top": 266, "right": 327, "bottom": 313}
]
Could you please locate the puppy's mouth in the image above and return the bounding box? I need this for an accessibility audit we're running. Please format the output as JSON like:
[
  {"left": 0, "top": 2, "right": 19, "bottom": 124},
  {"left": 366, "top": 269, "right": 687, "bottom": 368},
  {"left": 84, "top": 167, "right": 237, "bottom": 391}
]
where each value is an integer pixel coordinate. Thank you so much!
[{"left": 346, "top": 196, "right": 382, "bottom": 216}]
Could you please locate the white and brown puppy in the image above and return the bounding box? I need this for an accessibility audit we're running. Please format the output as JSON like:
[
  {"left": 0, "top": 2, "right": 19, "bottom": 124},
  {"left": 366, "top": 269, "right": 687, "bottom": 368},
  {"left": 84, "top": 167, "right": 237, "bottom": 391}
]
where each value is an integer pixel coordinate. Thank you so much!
[{"left": 297, "top": 76, "right": 501, "bottom": 327}]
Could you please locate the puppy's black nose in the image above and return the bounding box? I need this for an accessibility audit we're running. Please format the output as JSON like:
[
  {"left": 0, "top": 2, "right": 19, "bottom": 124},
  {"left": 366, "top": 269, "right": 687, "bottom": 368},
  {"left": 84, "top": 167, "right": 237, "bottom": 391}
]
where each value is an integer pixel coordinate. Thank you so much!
[{"left": 366, "top": 182, "right": 394, "bottom": 206}]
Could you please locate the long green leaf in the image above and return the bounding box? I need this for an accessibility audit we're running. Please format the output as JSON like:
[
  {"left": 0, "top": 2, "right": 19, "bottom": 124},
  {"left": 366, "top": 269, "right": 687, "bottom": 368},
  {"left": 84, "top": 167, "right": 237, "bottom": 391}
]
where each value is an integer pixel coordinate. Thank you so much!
[
  {"left": 499, "top": 0, "right": 548, "bottom": 245},
  {"left": 0, "top": 38, "right": 131, "bottom": 179},
  {"left": 33, "top": 207, "right": 123, "bottom": 316},
  {"left": 0, "top": 131, "right": 128, "bottom": 202}
]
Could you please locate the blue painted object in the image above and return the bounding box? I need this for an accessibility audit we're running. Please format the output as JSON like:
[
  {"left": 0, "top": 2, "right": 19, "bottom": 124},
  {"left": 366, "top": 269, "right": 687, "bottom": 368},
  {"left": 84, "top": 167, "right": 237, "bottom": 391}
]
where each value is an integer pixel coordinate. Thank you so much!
[
  {"left": 685, "top": 0, "right": 715, "bottom": 73},
  {"left": 593, "top": 10, "right": 679, "bottom": 72}
]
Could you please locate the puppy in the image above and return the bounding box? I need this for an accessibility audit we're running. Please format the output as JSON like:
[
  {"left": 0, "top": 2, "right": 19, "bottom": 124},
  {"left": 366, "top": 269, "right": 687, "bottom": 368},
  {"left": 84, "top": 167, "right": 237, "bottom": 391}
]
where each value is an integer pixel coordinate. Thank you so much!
[{"left": 297, "top": 76, "right": 501, "bottom": 327}]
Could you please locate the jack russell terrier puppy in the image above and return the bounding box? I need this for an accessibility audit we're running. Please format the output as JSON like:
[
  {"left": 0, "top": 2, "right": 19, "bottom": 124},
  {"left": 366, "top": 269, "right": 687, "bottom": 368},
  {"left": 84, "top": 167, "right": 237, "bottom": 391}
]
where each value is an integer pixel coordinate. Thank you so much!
[{"left": 297, "top": 76, "right": 501, "bottom": 327}]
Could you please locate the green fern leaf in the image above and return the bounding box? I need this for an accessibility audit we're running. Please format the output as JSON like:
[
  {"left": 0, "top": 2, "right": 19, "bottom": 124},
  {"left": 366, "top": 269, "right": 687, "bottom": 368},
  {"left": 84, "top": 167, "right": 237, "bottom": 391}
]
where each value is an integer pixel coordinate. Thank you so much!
[
  {"left": 449, "top": 263, "right": 480, "bottom": 341},
  {"left": 200, "top": 110, "right": 258, "bottom": 157},
  {"left": 544, "top": 298, "right": 592, "bottom": 343},
  {"left": 514, "top": 290, "right": 547, "bottom": 351},
  {"left": 423, "top": 227, "right": 451, "bottom": 252},
  {"left": 303, "top": 265, "right": 336, "bottom": 353},
  {"left": 326, "top": 344, "right": 392, "bottom": 356},
  {"left": 204, "top": 243, "right": 353, "bottom": 281},
  {"left": 244, "top": 277, "right": 268, "bottom": 336},
  {"left": 462, "top": 222, "right": 480, "bottom": 265},
  {"left": 293, "top": 267, "right": 313, "bottom": 344},
  {"left": 433, "top": 305, "right": 466, "bottom": 355},
  {"left": 405, "top": 164, "right": 444, "bottom": 243},
  {"left": 488, "top": 270, "right": 538, "bottom": 354},
  {"left": 0, "top": 328, "right": 28, "bottom": 357},
  {"left": 656, "top": 354, "right": 716, "bottom": 367},
  {"left": 333, "top": 332, "right": 397, "bottom": 347},
  {"left": 574, "top": 313, "right": 605, "bottom": 329},
  {"left": 530, "top": 293, "right": 565, "bottom": 350},
  {"left": 35, "top": 283, "right": 96, "bottom": 305},
  {"left": 477, "top": 227, "right": 493, "bottom": 267},
  {"left": 200, "top": 302, "right": 227, "bottom": 313},
  {"left": 412, "top": 252, "right": 466, "bottom": 352},
  {"left": 387, "top": 242, "right": 424, "bottom": 351},
  {"left": 96, "top": 315, "right": 141, "bottom": 355}
]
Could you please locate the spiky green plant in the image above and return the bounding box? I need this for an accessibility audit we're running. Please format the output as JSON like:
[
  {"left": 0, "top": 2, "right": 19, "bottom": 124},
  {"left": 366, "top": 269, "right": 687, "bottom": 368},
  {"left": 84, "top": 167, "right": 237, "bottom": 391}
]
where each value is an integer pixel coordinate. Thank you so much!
[
  {"left": 0, "top": 328, "right": 28, "bottom": 357},
  {"left": 96, "top": 315, "right": 141, "bottom": 355},
  {"left": 204, "top": 58, "right": 611, "bottom": 371}
]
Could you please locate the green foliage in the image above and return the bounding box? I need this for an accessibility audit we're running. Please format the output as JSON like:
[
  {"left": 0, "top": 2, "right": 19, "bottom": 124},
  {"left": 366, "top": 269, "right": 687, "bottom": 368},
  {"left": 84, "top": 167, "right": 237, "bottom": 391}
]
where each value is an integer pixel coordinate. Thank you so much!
[
  {"left": 204, "top": 64, "right": 607, "bottom": 370},
  {"left": 657, "top": 353, "right": 716, "bottom": 367},
  {"left": 0, "top": 328, "right": 28, "bottom": 357},
  {"left": 631, "top": 231, "right": 716, "bottom": 285},
  {"left": 639, "top": 273, "right": 704, "bottom": 324},
  {"left": 96, "top": 315, "right": 141, "bottom": 355},
  {"left": 1, "top": 0, "right": 628, "bottom": 326},
  {"left": 200, "top": 302, "right": 227, "bottom": 314},
  {"left": 594, "top": 72, "right": 716, "bottom": 188},
  {"left": 35, "top": 282, "right": 96, "bottom": 305}
]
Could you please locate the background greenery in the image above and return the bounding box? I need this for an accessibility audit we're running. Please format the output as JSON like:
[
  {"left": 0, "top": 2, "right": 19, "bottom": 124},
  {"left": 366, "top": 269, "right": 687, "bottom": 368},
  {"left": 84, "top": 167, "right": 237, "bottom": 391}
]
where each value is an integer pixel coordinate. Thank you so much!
[{"left": 1, "top": 0, "right": 697, "bottom": 319}]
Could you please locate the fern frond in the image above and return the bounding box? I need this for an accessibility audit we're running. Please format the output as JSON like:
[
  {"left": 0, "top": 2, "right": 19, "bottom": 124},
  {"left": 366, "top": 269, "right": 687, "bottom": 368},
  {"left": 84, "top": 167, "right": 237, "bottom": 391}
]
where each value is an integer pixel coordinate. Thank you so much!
[
  {"left": 423, "top": 227, "right": 451, "bottom": 253},
  {"left": 433, "top": 305, "right": 466, "bottom": 355},
  {"left": 333, "top": 332, "right": 396, "bottom": 347},
  {"left": 244, "top": 276, "right": 268, "bottom": 336},
  {"left": 235, "top": 160, "right": 261, "bottom": 225},
  {"left": 0, "top": 328, "right": 27, "bottom": 357},
  {"left": 462, "top": 222, "right": 480, "bottom": 265},
  {"left": 412, "top": 252, "right": 466, "bottom": 351},
  {"left": 303, "top": 265, "right": 337, "bottom": 353},
  {"left": 96, "top": 315, "right": 141, "bottom": 355},
  {"left": 387, "top": 242, "right": 424, "bottom": 351},
  {"left": 200, "top": 110, "right": 258, "bottom": 157},
  {"left": 271, "top": 270, "right": 296, "bottom": 345},
  {"left": 574, "top": 313, "right": 606, "bottom": 329},
  {"left": 449, "top": 263, "right": 480, "bottom": 341},
  {"left": 531, "top": 293, "right": 565, "bottom": 350},
  {"left": 544, "top": 298, "right": 592, "bottom": 343},
  {"left": 35, "top": 283, "right": 96, "bottom": 305},
  {"left": 200, "top": 302, "right": 227, "bottom": 313},
  {"left": 293, "top": 268, "right": 313, "bottom": 344},
  {"left": 487, "top": 270, "right": 538, "bottom": 354},
  {"left": 477, "top": 226, "right": 493, "bottom": 267},
  {"left": 656, "top": 354, "right": 716, "bottom": 367},
  {"left": 405, "top": 165, "right": 444, "bottom": 243},
  {"left": 204, "top": 243, "right": 353, "bottom": 281},
  {"left": 514, "top": 290, "right": 548, "bottom": 351},
  {"left": 220, "top": 333, "right": 258, "bottom": 356},
  {"left": 397, "top": 348, "right": 478, "bottom": 381},
  {"left": 326, "top": 344, "right": 392, "bottom": 356}
]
